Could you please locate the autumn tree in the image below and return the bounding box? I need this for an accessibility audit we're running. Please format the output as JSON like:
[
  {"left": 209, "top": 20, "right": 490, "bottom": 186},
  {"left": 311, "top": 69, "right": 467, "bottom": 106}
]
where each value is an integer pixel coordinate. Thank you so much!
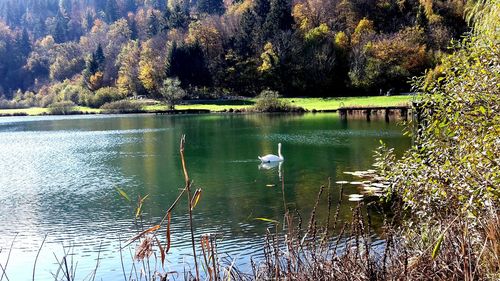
[{"left": 117, "top": 40, "right": 142, "bottom": 96}]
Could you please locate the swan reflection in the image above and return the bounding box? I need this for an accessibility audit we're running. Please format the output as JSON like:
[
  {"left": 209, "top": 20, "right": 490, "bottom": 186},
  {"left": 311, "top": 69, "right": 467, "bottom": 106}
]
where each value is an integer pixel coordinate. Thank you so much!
[{"left": 258, "top": 161, "right": 283, "bottom": 180}]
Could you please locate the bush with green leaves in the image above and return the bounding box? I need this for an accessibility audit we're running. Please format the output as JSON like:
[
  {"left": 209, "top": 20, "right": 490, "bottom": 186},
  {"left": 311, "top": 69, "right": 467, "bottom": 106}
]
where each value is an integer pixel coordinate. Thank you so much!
[
  {"left": 375, "top": 1, "right": 499, "bottom": 276},
  {"left": 100, "top": 100, "right": 143, "bottom": 114},
  {"left": 91, "top": 87, "right": 123, "bottom": 108},
  {"left": 159, "top": 78, "right": 187, "bottom": 110},
  {"left": 253, "top": 90, "right": 304, "bottom": 112},
  {"left": 48, "top": 101, "right": 78, "bottom": 115}
]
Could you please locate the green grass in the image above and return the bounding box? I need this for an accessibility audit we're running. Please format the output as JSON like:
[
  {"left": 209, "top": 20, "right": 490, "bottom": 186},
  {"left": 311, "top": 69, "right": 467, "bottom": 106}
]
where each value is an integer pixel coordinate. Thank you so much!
[
  {"left": 282, "top": 96, "right": 413, "bottom": 111},
  {"left": 0, "top": 96, "right": 414, "bottom": 116},
  {"left": 0, "top": 106, "right": 101, "bottom": 116}
]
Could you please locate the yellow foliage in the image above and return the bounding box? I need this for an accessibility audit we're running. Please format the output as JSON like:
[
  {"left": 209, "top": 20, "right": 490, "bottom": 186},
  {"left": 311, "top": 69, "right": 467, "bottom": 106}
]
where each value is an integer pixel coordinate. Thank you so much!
[
  {"left": 186, "top": 20, "right": 222, "bottom": 58},
  {"left": 89, "top": 71, "right": 103, "bottom": 91},
  {"left": 369, "top": 27, "right": 428, "bottom": 72},
  {"left": 419, "top": 0, "right": 442, "bottom": 24},
  {"left": 258, "top": 42, "right": 278, "bottom": 73},
  {"left": 227, "top": 0, "right": 253, "bottom": 16},
  {"left": 352, "top": 17, "right": 375, "bottom": 45},
  {"left": 304, "top": 23, "right": 330, "bottom": 42},
  {"left": 334, "top": 31, "right": 349, "bottom": 50},
  {"left": 138, "top": 62, "right": 155, "bottom": 91},
  {"left": 117, "top": 75, "right": 132, "bottom": 96},
  {"left": 39, "top": 35, "right": 55, "bottom": 48},
  {"left": 292, "top": 3, "right": 310, "bottom": 31}
]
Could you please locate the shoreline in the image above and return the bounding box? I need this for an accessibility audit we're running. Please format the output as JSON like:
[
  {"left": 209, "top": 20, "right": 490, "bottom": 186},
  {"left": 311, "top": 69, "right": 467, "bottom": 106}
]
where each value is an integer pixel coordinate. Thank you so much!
[{"left": 0, "top": 96, "right": 413, "bottom": 118}]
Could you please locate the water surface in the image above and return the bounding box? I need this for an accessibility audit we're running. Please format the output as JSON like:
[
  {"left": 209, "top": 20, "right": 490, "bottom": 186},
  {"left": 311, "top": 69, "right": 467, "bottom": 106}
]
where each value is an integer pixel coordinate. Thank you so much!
[{"left": 0, "top": 113, "right": 410, "bottom": 279}]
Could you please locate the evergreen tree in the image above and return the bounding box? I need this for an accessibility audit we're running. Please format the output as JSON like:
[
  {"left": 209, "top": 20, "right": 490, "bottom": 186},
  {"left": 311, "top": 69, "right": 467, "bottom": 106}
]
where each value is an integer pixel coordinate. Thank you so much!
[
  {"left": 83, "top": 44, "right": 106, "bottom": 90},
  {"left": 94, "top": 44, "right": 105, "bottom": 70},
  {"left": 146, "top": 10, "right": 159, "bottom": 38},
  {"left": 19, "top": 28, "right": 31, "bottom": 57},
  {"left": 254, "top": 0, "right": 270, "bottom": 25},
  {"left": 105, "top": 0, "right": 119, "bottom": 23},
  {"left": 235, "top": 9, "right": 257, "bottom": 56},
  {"left": 58, "top": 0, "right": 72, "bottom": 16},
  {"left": 33, "top": 17, "right": 46, "bottom": 39},
  {"left": 197, "top": 0, "right": 225, "bottom": 15},
  {"left": 83, "top": 9, "right": 94, "bottom": 32},
  {"left": 263, "top": 0, "right": 293, "bottom": 39},
  {"left": 125, "top": 0, "right": 137, "bottom": 12},
  {"left": 165, "top": 5, "right": 188, "bottom": 29},
  {"left": 53, "top": 11, "right": 69, "bottom": 43},
  {"left": 166, "top": 42, "right": 211, "bottom": 87}
]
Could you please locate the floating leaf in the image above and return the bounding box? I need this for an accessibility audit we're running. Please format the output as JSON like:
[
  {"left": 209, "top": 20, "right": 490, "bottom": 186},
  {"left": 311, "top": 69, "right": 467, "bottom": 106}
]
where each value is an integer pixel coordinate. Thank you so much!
[
  {"left": 335, "top": 181, "right": 349, "bottom": 184},
  {"left": 266, "top": 184, "right": 276, "bottom": 187},
  {"left": 255, "top": 217, "right": 279, "bottom": 224},
  {"left": 350, "top": 181, "right": 364, "bottom": 185},
  {"left": 348, "top": 197, "right": 363, "bottom": 202},
  {"left": 116, "top": 187, "right": 131, "bottom": 202}
]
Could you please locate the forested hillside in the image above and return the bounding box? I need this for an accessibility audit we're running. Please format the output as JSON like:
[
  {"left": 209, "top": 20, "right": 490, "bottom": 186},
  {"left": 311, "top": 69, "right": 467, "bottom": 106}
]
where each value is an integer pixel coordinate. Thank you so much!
[{"left": 0, "top": 0, "right": 469, "bottom": 107}]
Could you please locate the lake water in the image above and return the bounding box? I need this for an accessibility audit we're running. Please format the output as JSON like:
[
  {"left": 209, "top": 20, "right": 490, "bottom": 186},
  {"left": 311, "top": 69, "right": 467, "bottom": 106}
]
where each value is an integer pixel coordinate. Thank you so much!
[{"left": 0, "top": 113, "right": 410, "bottom": 280}]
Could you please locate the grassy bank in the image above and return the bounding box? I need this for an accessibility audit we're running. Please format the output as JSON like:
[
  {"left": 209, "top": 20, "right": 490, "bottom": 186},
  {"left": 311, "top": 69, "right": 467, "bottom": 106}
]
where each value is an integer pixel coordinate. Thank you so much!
[{"left": 0, "top": 96, "right": 412, "bottom": 116}]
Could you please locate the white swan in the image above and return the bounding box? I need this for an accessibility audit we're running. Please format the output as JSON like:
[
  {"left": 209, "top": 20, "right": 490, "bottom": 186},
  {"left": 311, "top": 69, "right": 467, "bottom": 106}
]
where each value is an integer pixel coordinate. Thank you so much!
[{"left": 258, "top": 143, "right": 284, "bottom": 163}]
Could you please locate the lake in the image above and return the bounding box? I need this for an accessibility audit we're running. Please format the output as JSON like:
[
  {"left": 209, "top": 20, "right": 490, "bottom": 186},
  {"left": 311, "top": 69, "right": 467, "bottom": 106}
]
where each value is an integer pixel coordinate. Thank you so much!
[{"left": 0, "top": 113, "right": 410, "bottom": 280}]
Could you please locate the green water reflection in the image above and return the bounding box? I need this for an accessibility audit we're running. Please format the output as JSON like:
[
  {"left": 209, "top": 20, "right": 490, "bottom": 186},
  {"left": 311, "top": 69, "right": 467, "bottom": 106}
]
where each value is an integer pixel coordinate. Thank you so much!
[{"left": 0, "top": 113, "right": 409, "bottom": 279}]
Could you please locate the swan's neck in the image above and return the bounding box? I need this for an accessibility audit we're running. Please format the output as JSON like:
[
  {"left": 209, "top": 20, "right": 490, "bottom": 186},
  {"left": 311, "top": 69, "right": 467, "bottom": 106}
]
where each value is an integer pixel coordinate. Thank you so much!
[{"left": 278, "top": 144, "right": 283, "bottom": 159}]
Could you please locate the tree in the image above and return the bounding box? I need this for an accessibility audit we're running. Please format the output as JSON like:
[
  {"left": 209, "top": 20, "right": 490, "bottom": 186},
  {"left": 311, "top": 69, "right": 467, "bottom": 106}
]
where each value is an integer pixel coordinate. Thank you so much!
[
  {"left": 166, "top": 42, "right": 212, "bottom": 88},
  {"left": 117, "top": 40, "right": 142, "bottom": 96},
  {"left": 18, "top": 28, "right": 31, "bottom": 58},
  {"left": 234, "top": 9, "right": 257, "bottom": 56},
  {"left": 197, "top": 0, "right": 225, "bottom": 15},
  {"left": 83, "top": 44, "right": 105, "bottom": 90},
  {"left": 262, "top": 0, "right": 293, "bottom": 39},
  {"left": 146, "top": 10, "right": 159, "bottom": 38},
  {"left": 105, "top": 0, "right": 120, "bottom": 23},
  {"left": 159, "top": 77, "right": 186, "bottom": 109},
  {"left": 52, "top": 11, "right": 69, "bottom": 43}
]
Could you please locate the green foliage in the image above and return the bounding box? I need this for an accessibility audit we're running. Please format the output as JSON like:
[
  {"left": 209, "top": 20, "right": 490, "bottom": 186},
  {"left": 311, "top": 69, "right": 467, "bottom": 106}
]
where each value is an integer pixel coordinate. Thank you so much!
[
  {"left": 253, "top": 90, "right": 303, "bottom": 112},
  {"left": 92, "top": 87, "right": 123, "bottom": 108},
  {"left": 159, "top": 77, "right": 187, "bottom": 110},
  {"left": 377, "top": 0, "right": 499, "bottom": 246},
  {"left": 100, "top": 100, "right": 143, "bottom": 113},
  {"left": 48, "top": 100, "right": 77, "bottom": 114}
]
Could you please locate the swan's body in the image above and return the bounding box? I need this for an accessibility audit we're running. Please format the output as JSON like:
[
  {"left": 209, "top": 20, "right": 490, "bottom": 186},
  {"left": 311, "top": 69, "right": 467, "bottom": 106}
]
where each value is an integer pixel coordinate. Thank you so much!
[{"left": 258, "top": 143, "right": 284, "bottom": 163}]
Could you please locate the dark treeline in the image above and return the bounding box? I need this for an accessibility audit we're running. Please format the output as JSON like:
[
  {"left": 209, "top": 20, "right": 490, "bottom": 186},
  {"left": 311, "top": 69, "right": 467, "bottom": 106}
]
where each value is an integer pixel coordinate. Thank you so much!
[{"left": 0, "top": 0, "right": 469, "bottom": 106}]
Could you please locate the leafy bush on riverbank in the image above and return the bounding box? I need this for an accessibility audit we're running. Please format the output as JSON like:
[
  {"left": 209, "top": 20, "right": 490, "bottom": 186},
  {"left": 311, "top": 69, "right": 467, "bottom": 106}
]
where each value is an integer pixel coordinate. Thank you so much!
[
  {"left": 48, "top": 101, "right": 79, "bottom": 115},
  {"left": 252, "top": 90, "right": 305, "bottom": 112},
  {"left": 100, "top": 100, "right": 144, "bottom": 114}
]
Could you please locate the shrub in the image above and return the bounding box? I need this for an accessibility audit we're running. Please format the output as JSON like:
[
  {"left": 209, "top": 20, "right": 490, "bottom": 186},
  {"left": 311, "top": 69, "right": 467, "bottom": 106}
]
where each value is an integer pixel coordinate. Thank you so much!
[
  {"left": 100, "top": 100, "right": 143, "bottom": 114},
  {"left": 253, "top": 90, "right": 304, "bottom": 112},
  {"left": 92, "top": 87, "right": 123, "bottom": 108},
  {"left": 48, "top": 101, "right": 78, "bottom": 115},
  {"left": 159, "top": 78, "right": 187, "bottom": 110}
]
